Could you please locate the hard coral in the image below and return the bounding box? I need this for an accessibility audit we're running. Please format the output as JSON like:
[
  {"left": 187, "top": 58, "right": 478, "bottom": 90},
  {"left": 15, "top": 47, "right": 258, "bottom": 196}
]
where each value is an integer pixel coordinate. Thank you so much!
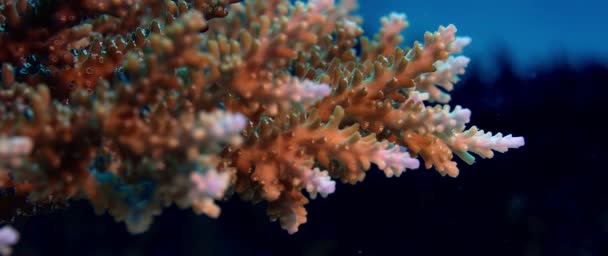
[{"left": 0, "top": 0, "right": 523, "bottom": 234}]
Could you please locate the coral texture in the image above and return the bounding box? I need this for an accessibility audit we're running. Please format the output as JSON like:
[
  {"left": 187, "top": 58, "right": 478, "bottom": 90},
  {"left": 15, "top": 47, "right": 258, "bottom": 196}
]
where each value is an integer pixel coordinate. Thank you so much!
[{"left": 0, "top": 0, "right": 524, "bottom": 234}]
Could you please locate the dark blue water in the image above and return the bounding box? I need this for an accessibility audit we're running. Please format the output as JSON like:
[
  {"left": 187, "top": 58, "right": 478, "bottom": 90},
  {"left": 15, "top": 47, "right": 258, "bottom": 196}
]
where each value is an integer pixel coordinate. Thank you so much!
[{"left": 360, "top": 0, "right": 608, "bottom": 77}]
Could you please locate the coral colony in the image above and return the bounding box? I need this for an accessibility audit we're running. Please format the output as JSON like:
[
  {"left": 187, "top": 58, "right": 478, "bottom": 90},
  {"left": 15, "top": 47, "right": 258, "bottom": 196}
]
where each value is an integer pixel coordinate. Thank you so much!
[{"left": 0, "top": 0, "right": 524, "bottom": 237}]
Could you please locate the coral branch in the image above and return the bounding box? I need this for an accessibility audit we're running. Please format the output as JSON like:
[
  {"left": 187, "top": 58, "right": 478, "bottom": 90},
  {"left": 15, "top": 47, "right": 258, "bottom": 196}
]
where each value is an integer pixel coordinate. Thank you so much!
[{"left": 0, "top": 0, "right": 524, "bottom": 234}]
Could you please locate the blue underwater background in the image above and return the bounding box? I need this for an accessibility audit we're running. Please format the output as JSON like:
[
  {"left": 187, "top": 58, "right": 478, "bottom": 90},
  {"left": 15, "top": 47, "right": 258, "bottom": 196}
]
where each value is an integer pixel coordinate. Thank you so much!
[
  {"left": 364, "top": 0, "right": 608, "bottom": 77},
  {"left": 5, "top": 0, "right": 608, "bottom": 255}
]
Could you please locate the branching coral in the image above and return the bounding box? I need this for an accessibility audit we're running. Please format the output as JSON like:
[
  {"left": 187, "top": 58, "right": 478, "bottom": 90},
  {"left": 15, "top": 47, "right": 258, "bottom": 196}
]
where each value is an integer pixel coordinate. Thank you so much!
[{"left": 0, "top": 0, "right": 524, "bottom": 234}]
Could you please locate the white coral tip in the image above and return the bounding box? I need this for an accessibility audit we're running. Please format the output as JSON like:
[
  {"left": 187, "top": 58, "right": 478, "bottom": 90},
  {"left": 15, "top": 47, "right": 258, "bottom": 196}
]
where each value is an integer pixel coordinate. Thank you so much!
[
  {"left": 0, "top": 226, "right": 19, "bottom": 248},
  {"left": 372, "top": 145, "right": 420, "bottom": 177},
  {"left": 0, "top": 136, "right": 33, "bottom": 158},
  {"left": 289, "top": 79, "right": 332, "bottom": 104},
  {"left": 303, "top": 168, "right": 336, "bottom": 199},
  {"left": 190, "top": 169, "right": 231, "bottom": 199},
  {"left": 450, "top": 37, "right": 472, "bottom": 53}
]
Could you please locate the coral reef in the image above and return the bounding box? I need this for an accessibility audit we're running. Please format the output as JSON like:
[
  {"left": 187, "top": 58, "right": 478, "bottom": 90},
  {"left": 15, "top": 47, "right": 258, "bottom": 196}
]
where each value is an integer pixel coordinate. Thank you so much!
[{"left": 0, "top": 0, "right": 524, "bottom": 234}]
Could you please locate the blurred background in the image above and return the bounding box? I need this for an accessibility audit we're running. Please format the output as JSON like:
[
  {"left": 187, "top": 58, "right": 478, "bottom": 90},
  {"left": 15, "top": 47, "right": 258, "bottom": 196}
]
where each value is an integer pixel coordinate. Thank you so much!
[
  {"left": 5, "top": 0, "right": 608, "bottom": 255},
  {"left": 362, "top": 0, "right": 608, "bottom": 79}
]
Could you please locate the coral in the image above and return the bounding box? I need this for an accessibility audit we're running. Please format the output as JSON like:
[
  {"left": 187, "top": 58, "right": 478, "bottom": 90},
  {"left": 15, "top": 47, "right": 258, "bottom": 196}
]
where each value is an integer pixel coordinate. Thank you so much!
[
  {"left": 0, "top": 225, "right": 18, "bottom": 256},
  {"left": 0, "top": 0, "right": 524, "bottom": 234}
]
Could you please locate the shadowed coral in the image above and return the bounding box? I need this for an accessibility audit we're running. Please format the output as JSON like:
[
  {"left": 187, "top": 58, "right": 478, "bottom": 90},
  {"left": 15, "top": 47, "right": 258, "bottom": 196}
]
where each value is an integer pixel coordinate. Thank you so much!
[{"left": 0, "top": 0, "right": 524, "bottom": 234}]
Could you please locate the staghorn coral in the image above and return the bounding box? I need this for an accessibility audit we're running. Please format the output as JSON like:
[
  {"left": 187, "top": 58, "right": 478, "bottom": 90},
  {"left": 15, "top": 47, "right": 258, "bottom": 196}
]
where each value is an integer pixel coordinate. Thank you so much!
[{"left": 0, "top": 0, "right": 524, "bottom": 234}]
